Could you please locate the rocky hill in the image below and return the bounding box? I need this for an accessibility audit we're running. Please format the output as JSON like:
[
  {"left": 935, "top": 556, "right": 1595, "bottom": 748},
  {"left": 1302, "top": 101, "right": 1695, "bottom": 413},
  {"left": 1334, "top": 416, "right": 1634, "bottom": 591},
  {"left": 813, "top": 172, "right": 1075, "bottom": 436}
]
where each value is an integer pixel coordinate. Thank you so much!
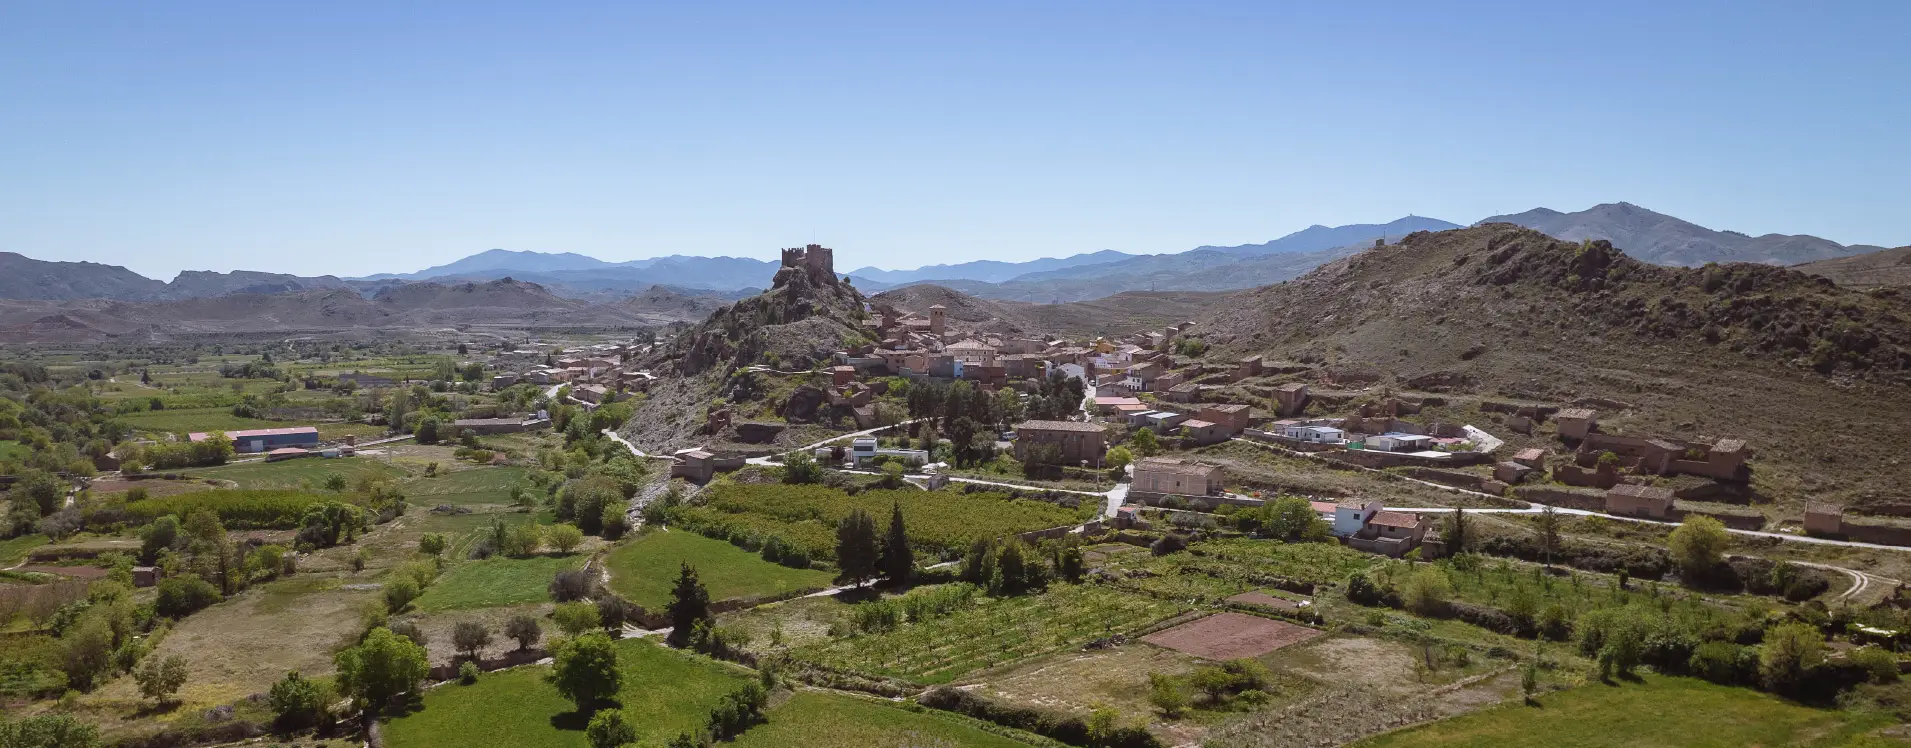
[
  {"left": 0, "top": 252, "right": 168, "bottom": 300},
  {"left": 872, "top": 284, "right": 1227, "bottom": 339},
  {"left": 1793, "top": 246, "right": 1911, "bottom": 289},
  {"left": 1482, "top": 202, "right": 1883, "bottom": 267},
  {"left": 621, "top": 251, "right": 875, "bottom": 453},
  {"left": 1196, "top": 223, "right": 1911, "bottom": 509}
]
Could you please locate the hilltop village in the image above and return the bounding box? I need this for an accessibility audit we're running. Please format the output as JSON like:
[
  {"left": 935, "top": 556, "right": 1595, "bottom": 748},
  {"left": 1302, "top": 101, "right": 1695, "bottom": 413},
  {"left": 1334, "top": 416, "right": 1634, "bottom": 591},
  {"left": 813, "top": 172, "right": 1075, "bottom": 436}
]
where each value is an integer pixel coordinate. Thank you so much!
[{"left": 5, "top": 236, "right": 1911, "bottom": 748}]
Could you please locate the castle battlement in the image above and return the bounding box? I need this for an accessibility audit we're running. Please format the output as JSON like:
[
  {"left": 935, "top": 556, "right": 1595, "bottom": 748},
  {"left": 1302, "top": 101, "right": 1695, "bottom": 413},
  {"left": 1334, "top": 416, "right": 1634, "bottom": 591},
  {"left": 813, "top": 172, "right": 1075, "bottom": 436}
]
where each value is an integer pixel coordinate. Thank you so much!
[{"left": 780, "top": 244, "right": 835, "bottom": 280}]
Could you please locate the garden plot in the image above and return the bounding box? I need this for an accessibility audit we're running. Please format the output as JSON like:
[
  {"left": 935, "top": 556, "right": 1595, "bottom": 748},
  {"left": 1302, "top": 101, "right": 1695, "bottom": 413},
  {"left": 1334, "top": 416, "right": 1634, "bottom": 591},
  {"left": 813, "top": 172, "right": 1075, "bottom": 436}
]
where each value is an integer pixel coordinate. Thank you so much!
[
  {"left": 1142, "top": 612, "right": 1322, "bottom": 660},
  {"left": 794, "top": 584, "right": 1187, "bottom": 684}
]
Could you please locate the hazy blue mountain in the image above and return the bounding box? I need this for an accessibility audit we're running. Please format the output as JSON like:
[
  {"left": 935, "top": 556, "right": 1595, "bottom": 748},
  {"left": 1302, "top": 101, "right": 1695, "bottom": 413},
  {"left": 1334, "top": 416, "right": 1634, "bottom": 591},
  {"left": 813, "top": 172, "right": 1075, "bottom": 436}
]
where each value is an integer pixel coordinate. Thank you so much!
[
  {"left": 1196, "top": 216, "right": 1462, "bottom": 256},
  {"left": 845, "top": 249, "right": 1135, "bottom": 285},
  {"left": 1481, "top": 202, "right": 1883, "bottom": 267},
  {"left": 367, "top": 248, "right": 617, "bottom": 280}
]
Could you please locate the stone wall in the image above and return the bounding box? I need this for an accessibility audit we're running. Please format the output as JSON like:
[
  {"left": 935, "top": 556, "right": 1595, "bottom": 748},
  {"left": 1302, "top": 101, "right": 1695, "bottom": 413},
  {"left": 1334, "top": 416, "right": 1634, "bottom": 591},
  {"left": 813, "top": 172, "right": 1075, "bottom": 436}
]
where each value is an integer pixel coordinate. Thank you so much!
[{"left": 1513, "top": 486, "right": 1606, "bottom": 512}]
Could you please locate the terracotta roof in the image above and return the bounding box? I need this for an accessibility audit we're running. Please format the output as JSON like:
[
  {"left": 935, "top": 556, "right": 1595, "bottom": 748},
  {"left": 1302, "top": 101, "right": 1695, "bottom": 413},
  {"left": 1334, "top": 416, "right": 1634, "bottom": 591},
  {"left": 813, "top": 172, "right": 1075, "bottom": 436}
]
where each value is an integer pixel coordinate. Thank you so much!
[
  {"left": 1310, "top": 501, "right": 1337, "bottom": 514},
  {"left": 1556, "top": 408, "right": 1596, "bottom": 421},
  {"left": 1182, "top": 419, "right": 1217, "bottom": 429},
  {"left": 1608, "top": 483, "right": 1674, "bottom": 501},
  {"left": 1370, "top": 511, "right": 1420, "bottom": 529},
  {"left": 1014, "top": 420, "right": 1106, "bottom": 433}
]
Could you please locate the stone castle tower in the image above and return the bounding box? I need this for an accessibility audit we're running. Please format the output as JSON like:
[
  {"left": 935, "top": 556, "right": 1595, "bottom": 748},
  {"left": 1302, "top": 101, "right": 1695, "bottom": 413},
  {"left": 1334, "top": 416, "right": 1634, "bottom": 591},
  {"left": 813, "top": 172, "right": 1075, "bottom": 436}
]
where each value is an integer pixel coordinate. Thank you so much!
[{"left": 779, "top": 244, "right": 835, "bottom": 283}]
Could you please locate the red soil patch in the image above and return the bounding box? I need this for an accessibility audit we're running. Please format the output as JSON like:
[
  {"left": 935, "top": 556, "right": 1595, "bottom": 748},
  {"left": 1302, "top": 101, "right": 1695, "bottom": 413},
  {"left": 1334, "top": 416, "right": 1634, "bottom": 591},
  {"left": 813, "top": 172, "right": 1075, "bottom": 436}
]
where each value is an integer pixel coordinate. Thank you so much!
[
  {"left": 1141, "top": 612, "right": 1321, "bottom": 660},
  {"left": 1227, "top": 591, "right": 1303, "bottom": 611}
]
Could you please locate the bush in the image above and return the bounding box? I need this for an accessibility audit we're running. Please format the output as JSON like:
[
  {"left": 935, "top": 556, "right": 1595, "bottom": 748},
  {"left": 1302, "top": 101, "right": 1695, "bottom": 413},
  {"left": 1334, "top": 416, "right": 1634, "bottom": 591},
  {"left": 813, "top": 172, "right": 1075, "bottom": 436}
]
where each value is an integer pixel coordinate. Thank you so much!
[
  {"left": 154, "top": 574, "right": 222, "bottom": 618},
  {"left": 384, "top": 577, "right": 421, "bottom": 613},
  {"left": 1849, "top": 646, "right": 1901, "bottom": 684},
  {"left": 1688, "top": 641, "right": 1754, "bottom": 685},
  {"left": 1150, "top": 533, "right": 1188, "bottom": 556},
  {"left": 553, "top": 602, "right": 601, "bottom": 637},
  {"left": 419, "top": 533, "right": 448, "bottom": 556},
  {"left": 547, "top": 523, "right": 585, "bottom": 554},
  {"left": 1402, "top": 568, "right": 1452, "bottom": 616},
  {"left": 587, "top": 709, "right": 637, "bottom": 748},
  {"left": 267, "top": 670, "right": 329, "bottom": 730},
  {"left": 458, "top": 660, "right": 481, "bottom": 684},
  {"left": 550, "top": 570, "right": 595, "bottom": 602}
]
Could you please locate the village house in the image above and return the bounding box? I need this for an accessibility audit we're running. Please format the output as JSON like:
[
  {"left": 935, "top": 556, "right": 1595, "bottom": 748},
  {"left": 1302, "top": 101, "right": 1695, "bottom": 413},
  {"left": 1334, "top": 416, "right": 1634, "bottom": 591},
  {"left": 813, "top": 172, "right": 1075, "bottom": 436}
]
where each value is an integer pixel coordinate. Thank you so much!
[
  {"left": 1000, "top": 354, "right": 1041, "bottom": 380},
  {"left": 1231, "top": 355, "right": 1263, "bottom": 382},
  {"left": 1124, "top": 361, "right": 1166, "bottom": 391},
  {"left": 670, "top": 449, "right": 746, "bottom": 483},
  {"left": 1132, "top": 457, "right": 1224, "bottom": 496},
  {"left": 1605, "top": 483, "right": 1676, "bottom": 519},
  {"left": 1092, "top": 396, "right": 1143, "bottom": 415},
  {"left": 1153, "top": 371, "right": 1186, "bottom": 392},
  {"left": 1012, "top": 420, "right": 1108, "bottom": 466},
  {"left": 1273, "top": 382, "right": 1309, "bottom": 416},
  {"left": 572, "top": 384, "right": 613, "bottom": 404},
  {"left": 947, "top": 339, "right": 998, "bottom": 368},
  {"left": 1282, "top": 423, "right": 1346, "bottom": 444},
  {"left": 1556, "top": 408, "right": 1598, "bottom": 439},
  {"left": 1178, "top": 418, "right": 1229, "bottom": 445},
  {"left": 1367, "top": 432, "right": 1435, "bottom": 453},
  {"left": 1197, "top": 403, "right": 1251, "bottom": 436},
  {"left": 1804, "top": 503, "right": 1844, "bottom": 536},
  {"left": 1333, "top": 500, "right": 1383, "bottom": 537},
  {"left": 1351, "top": 511, "right": 1427, "bottom": 556},
  {"left": 831, "top": 365, "right": 857, "bottom": 386}
]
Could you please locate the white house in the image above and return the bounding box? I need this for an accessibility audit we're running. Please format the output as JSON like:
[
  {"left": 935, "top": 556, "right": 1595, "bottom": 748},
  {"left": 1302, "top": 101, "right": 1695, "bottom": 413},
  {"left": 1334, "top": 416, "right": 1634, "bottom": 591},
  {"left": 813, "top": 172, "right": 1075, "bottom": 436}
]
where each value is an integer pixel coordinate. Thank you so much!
[
  {"left": 1284, "top": 425, "right": 1346, "bottom": 444},
  {"left": 1368, "top": 432, "right": 1435, "bottom": 452},
  {"left": 1333, "top": 500, "right": 1383, "bottom": 537}
]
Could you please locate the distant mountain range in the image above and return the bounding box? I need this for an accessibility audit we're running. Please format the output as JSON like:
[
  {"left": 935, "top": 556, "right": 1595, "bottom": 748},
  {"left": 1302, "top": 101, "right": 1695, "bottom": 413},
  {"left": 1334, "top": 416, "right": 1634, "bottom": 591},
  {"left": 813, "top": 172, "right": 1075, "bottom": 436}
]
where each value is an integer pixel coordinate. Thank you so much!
[
  {"left": 2, "top": 204, "right": 1898, "bottom": 305},
  {"left": 1479, "top": 202, "right": 1885, "bottom": 267}
]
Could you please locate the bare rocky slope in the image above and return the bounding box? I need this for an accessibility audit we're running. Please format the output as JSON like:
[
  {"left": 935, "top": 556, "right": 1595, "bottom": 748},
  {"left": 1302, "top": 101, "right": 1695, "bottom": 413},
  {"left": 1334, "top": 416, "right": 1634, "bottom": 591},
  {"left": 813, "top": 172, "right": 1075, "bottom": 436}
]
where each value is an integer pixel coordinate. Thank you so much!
[
  {"left": 1793, "top": 245, "right": 1911, "bottom": 290},
  {"left": 872, "top": 284, "right": 1232, "bottom": 339},
  {"left": 1194, "top": 223, "right": 1911, "bottom": 509},
  {"left": 620, "top": 262, "right": 873, "bottom": 453}
]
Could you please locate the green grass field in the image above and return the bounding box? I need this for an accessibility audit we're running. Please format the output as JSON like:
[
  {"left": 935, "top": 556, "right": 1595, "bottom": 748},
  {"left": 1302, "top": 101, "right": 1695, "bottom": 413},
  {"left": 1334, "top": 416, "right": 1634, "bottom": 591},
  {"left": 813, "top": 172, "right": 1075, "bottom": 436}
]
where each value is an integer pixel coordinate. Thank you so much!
[
  {"left": 117, "top": 407, "right": 381, "bottom": 441},
  {"left": 412, "top": 552, "right": 587, "bottom": 611},
  {"left": 731, "top": 692, "right": 1038, "bottom": 747},
  {"left": 186, "top": 456, "right": 407, "bottom": 490},
  {"left": 0, "top": 534, "right": 50, "bottom": 568},
  {"left": 404, "top": 466, "right": 528, "bottom": 506},
  {"left": 119, "top": 407, "right": 281, "bottom": 435},
  {"left": 605, "top": 530, "right": 834, "bottom": 611},
  {"left": 1356, "top": 675, "right": 1897, "bottom": 748},
  {"left": 381, "top": 638, "right": 750, "bottom": 748}
]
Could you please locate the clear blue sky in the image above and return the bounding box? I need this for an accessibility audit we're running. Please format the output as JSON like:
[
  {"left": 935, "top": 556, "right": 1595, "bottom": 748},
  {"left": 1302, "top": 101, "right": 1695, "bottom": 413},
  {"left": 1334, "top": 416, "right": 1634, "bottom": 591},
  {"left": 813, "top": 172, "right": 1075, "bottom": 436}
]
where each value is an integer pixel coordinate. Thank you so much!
[{"left": 3, "top": 1, "right": 1907, "bottom": 279}]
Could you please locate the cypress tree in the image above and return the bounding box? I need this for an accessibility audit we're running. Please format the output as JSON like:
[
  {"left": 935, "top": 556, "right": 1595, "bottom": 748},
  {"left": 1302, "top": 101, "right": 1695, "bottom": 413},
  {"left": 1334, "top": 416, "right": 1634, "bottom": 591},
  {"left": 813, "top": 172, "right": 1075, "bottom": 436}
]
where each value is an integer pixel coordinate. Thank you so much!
[
  {"left": 835, "top": 509, "right": 880, "bottom": 588},
  {"left": 665, "top": 562, "right": 711, "bottom": 648},
  {"left": 880, "top": 502, "right": 913, "bottom": 586}
]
